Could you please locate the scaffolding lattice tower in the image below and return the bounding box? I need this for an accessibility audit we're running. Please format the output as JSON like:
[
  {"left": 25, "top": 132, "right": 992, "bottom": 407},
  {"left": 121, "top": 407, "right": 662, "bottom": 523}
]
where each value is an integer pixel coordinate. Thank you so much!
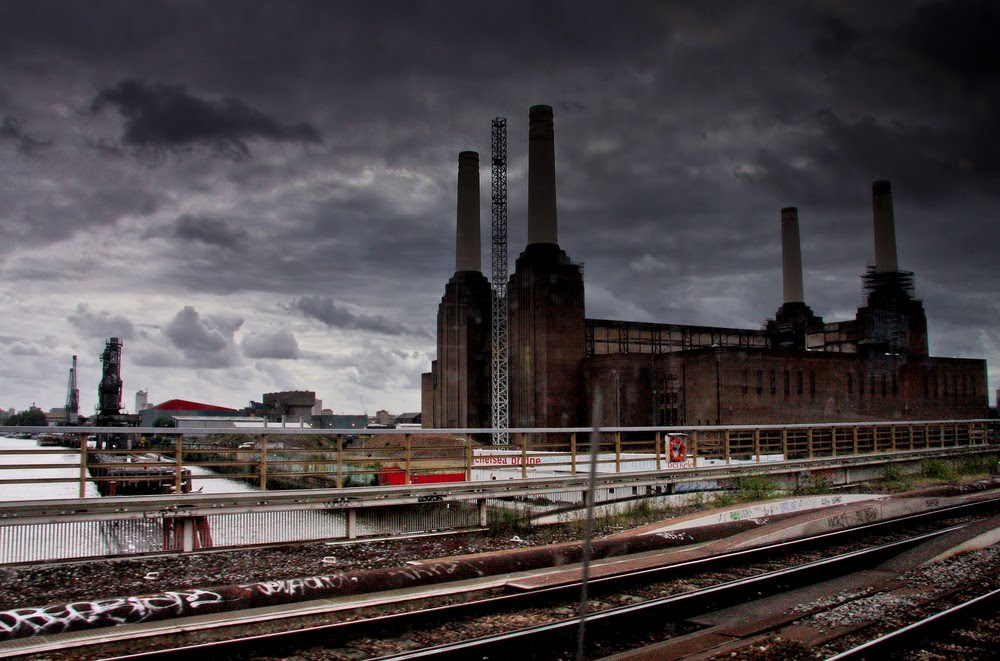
[
  {"left": 490, "top": 117, "right": 509, "bottom": 445},
  {"left": 65, "top": 355, "right": 79, "bottom": 425}
]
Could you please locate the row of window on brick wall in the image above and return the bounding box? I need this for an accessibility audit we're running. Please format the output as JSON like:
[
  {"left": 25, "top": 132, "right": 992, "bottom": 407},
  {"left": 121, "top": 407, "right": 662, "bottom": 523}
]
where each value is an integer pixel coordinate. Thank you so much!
[
  {"left": 848, "top": 371, "right": 977, "bottom": 399},
  {"left": 741, "top": 368, "right": 815, "bottom": 398},
  {"left": 847, "top": 372, "right": 897, "bottom": 397},
  {"left": 741, "top": 368, "right": 979, "bottom": 401},
  {"left": 921, "top": 373, "right": 977, "bottom": 400}
]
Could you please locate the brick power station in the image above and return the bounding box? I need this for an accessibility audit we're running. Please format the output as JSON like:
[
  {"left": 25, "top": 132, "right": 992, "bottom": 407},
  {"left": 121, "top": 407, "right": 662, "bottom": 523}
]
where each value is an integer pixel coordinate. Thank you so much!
[{"left": 421, "top": 106, "right": 989, "bottom": 438}]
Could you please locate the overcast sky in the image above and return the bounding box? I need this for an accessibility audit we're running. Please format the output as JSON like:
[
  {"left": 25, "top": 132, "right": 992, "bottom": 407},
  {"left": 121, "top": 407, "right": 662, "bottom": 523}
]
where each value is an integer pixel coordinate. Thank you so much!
[{"left": 2, "top": 0, "right": 998, "bottom": 417}]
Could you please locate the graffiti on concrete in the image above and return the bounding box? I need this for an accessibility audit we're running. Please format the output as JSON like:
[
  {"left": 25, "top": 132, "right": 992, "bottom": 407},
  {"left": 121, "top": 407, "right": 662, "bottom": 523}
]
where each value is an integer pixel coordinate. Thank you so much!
[
  {"left": 386, "top": 560, "right": 464, "bottom": 582},
  {"left": 0, "top": 589, "right": 225, "bottom": 638},
  {"left": 655, "top": 531, "right": 694, "bottom": 542},
  {"left": 826, "top": 506, "right": 879, "bottom": 529},
  {"left": 247, "top": 574, "right": 356, "bottom": 598}
]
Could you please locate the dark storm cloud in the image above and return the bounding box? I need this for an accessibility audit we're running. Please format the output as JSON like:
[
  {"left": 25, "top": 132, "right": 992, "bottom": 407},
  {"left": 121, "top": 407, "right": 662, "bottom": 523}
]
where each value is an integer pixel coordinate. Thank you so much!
[
  {"left": 241, "top": 330, "right": 300, "bottom": 360},
  {"left": 749, "top": 108, "right": 1000, "bottom": 209},
  {"left": 162, "top": 306, "right": 243, "bottom": 368},
  {"left": 898, "top": 0, "right": 1000, "bottom": 88},
  {"left": 67, "top": 303, "right": 136, "bottom": 340},
  {"left": 174, "top": 214, "right": 251, "bottom": 250},
  {"left": 766, "top": 0, "right": 1000, "bottom": 208},
  {"left": 90, "top": 80, "right": 321, "bottom": 158},
  {"left": 288, "top": 296, "right": 412, "bottom": 336},
  {"left": 326, "top": 344, "right": 426, "bottom": 391},
  {"left": 0, "top": 115, "right": 51, "bottom": 155},
  {"left": 3, "top": 1, "right": 999, "bottom": 411}
]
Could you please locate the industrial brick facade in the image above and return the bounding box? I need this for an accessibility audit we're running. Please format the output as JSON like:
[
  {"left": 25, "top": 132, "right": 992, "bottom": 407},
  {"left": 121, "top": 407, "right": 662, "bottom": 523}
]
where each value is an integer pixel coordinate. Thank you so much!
[
  {"left": 507, "top": 243, "right": 586, "bottom": 428},
  {"left": 584, "top": 349, "right": 987, "bottom": 428},
  {"left": 427, "top": 271, "right": 492, "bottom": 428},
  {"left": 422, "top": 107, "right": 990, "bottom": 441}
]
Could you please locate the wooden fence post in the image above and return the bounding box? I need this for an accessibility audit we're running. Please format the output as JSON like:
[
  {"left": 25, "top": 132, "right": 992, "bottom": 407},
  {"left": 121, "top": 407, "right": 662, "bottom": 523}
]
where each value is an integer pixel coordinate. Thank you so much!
[
  {"left": 175, "top": 435, "right": 185, "bottom": 494},
  {"left": 336, "top": 434, "right": 344, "bottom": 488},
  {"left": 79, "top": 434, "right": 89, "bottom": 498},
  {"left": 404, "top": 434, "right": 412, "bottom": 485},
  {"left": 259, "top": 436, "right": 268, "bottom": 491}
]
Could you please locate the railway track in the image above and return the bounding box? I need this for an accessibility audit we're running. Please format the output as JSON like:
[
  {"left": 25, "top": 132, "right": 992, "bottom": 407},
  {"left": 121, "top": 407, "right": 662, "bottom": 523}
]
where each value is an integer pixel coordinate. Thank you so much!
[
  {"left": 823, "top": 584, "right": 1000, "bottom": 661},
  {"left": 7, "top": 497, "right": 998, "bottom": 661}
]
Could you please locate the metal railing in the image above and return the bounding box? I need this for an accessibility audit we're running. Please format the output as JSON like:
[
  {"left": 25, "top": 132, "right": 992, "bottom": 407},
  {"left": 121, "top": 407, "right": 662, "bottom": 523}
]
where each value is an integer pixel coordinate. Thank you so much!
[
  {"left": 1, "top": 419, "right": 995, "bottom": 495},
  {"left": 0, "top": 419, "right": 995, "bottom": 564}
]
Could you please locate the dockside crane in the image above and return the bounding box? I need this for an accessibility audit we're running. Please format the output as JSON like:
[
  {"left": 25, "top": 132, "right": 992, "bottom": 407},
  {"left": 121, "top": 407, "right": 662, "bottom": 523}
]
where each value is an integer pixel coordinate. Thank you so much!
[
  {"left": 491, "top": 117, "right": 509, "bottom": 445},
  {"left": 64, "top": 355, "right": 79, "bottom": 425}
]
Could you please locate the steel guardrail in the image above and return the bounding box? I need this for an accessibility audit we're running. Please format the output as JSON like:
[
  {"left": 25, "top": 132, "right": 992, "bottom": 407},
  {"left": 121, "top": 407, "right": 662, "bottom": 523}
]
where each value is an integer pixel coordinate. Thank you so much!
[{"left": 0, "top": 445, "right": 993, "bottom": 525}]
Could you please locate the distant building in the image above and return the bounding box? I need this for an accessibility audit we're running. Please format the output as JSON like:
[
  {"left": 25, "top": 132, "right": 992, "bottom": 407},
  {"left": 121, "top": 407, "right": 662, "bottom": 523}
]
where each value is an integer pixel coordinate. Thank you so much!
[
  {"left": 44, "top": 407, "right": 66, "bottom": 426},
  {"left": 423, "top": 107, "right": 988, "bottom": 438},
  {"left": 312, "top": 414, "right": 367, "bottom": 430},
  {"left": 172, "top": 416, "right": 309, "bottom": 438},
  {"left": 259, "top": 390, "right": 316, "bottom": 423},
  {"left": 140, "top": 399, "right": 239, "bottom": 427},
  {"left": 135, "top": 390, "right": 149, "bottom": 413},
  {"left": 395, "top": 412, "right": 422, "bottom": 427},
  {"left": 374, "top": 409, "right": 394, "bottom": 426}
]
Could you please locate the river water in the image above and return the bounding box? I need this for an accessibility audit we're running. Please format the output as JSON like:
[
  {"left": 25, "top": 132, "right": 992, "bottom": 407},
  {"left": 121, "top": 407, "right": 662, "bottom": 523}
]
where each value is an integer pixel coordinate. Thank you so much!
[
  {"left": 0, "top": 435, "right": 257, "bottom": 501},
  {"left": 0, "top": 435, "right": 470, "bottom": 562},
  {"left": 0, "top": 435, "right": 350, "bottom": 561}
]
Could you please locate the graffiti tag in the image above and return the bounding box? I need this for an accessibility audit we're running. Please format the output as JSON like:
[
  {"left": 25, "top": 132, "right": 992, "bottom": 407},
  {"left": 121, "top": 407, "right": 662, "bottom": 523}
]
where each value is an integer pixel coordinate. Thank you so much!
[{"left": 0, "top": 589, "right": 225, "bottom": 639}]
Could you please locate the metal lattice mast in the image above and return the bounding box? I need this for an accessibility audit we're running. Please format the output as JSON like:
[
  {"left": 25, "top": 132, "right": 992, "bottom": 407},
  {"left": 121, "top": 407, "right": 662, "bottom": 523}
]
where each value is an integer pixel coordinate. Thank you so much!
[
  {"left": 490, "top": 117, "right": 509, "bottom": 445},
  {"left": 65, "top": 355, "right": 79, "bottom": 425}
]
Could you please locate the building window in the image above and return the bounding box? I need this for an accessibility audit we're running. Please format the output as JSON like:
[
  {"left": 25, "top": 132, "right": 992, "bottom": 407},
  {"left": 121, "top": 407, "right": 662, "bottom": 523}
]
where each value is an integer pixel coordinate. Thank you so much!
[
  {"left": 756, "top": 370, "right": 763, "bottom": 395},
  {"left": 810, "top": 370, "right": 816, "bottom": 398},
  {"left": 892, "top": 373, "right": 898, "bottom": 397},
  {"left": 770, "top": 369, "right": 777, "bottom": 395},
  {"left": 860, "top": 372, "right": 865, "bottom": 396},
  {"left": 784, "top": 370, "right": 790, "bottom": 396},
  {"left": 796, "top": 370, "right": 803, "bottom": 395},
  {"left": 742, "top": 368, "right": 749, "bottom": 395},
  {"left": 847, "top": 373, "right": 853, "bottom": 395},
  {"left": 870, "top": 375, "right": 876, "bottom": 398},
  {"left": 881, "top": 374, "right": 887, "bottom": 397}
]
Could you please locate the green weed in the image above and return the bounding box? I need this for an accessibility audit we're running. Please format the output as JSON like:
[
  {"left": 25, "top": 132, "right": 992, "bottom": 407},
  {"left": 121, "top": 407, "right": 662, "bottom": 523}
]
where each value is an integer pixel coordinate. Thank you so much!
[
  {"left": 921, "top": 459, "right": 959, "bottom": 483},
  {"left": 881, "top": 464, "right": 913, "bottom": 491},
  {"left": 797, "top": 475, "right": 832, "bottom": 495}
]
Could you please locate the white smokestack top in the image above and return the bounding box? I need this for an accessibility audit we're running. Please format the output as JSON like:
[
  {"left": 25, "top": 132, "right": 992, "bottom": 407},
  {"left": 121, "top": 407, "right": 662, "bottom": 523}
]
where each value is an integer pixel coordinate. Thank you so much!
[
  {"left": 872, "top": 179, "right": 898, "bottom": 272},
  {"left": 781, "top": 207, "right": 805, "bottom": 304},
  {"left": 455, "top": 151, "right": 481, "bottom": 272},
  {"left": 528, "top": 104, "right": 558, "bottom": 245}
]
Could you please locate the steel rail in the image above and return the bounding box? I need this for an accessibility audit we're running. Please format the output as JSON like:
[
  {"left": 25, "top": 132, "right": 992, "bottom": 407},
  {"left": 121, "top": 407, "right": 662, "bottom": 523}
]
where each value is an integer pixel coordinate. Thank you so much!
[
  {"left": 23, "top": 506, "right": 990, "bottom": 661},
  {"left": 367, "top": 529, "right": 958, "bottom": 660},
  {"left": 824, "top": 585, "right": 1000, "bottom": 661}
]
